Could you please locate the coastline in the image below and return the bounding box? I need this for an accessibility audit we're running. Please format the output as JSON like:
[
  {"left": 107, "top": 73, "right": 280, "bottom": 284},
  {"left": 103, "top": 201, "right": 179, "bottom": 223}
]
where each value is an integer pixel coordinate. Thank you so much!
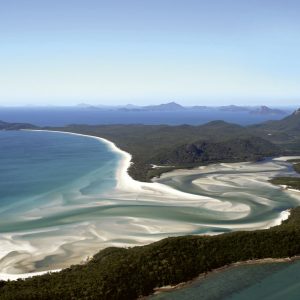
[
  {"left": 0, "top": 130, "right": 297, "bottom": 281},
  {"left": 27, "top": 130, "right": 298, "bottom": 213},
  {"left": 148, "top": 255, "right": 300, "bottom": 297},
  {"left": 26, "top": 130, "right": 207, "bottom": 199},
  {"left": 23, "top": 129, "right": 135, "bottom": 191},
  {"left": 289, "top": 188, "right": 300, "bottom": 193},
  {"left": 0, "top": 269, "right": 61, "bottom": 281}
]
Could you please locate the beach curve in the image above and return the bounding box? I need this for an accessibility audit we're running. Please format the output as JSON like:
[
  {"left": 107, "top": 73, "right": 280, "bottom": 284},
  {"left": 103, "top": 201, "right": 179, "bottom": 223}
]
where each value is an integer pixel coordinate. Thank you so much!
[{"left": 0, "top": 130, "right": 299, "bottom": 279}]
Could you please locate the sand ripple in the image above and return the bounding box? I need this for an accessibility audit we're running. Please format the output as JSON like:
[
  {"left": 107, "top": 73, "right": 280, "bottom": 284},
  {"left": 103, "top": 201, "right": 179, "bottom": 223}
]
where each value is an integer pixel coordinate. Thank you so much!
[{"left": 1, "top": 131, "right": 300, "bottom": 277}]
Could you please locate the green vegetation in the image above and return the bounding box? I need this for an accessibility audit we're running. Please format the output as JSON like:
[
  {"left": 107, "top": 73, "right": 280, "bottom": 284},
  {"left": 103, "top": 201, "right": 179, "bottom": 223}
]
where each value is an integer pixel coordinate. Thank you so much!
[
  {"left": 152, "top": 136, "right": 278, "bottom": 165},
  {"left": 250, "top": 109, "right": 300, "bottom": 153},
  {"left": 1, "top": 207, "right": 300, "bottom": 299},
  {"left": 270, "top": 160, "right": 300, "bottom": 191},
  {"left": 0, "top": 121, "right": 37, "bottom": 130},
  {"left": 270, "top": 177, "right": 300, "bottom": 190},
  {"left": 288, "top": 160, "right": 300, "bottom": 175},
  {"left": 48, "top": 122, "right": 283, "bottom": 182},
  {"left": 44, "top": 109, "right": 299, "bottom": 181},
  {"left": 292, "top": 162, "right": 300, "bottom": 174},
  {"left": 1, "top": 109, "right": 300, "bottom": 182}
]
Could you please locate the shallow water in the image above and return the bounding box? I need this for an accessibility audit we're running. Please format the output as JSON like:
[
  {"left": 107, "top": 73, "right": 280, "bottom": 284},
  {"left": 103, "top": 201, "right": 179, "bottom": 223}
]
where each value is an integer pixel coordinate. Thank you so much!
[
  {"left": 150, "top": 260, "right": 300, "bottom": 300},
  {"left": 0, "top": 130, "right": 118, "bottom": 220},
  {"left": 0, "top": 130, "right": 299, "bottom": 274}
]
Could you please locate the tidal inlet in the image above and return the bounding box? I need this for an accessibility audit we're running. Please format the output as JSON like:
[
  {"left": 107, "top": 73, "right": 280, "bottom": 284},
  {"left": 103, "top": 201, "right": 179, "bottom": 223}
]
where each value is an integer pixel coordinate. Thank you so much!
[{"left": 0, "top": 130, "right": 300, "bottom": 276}]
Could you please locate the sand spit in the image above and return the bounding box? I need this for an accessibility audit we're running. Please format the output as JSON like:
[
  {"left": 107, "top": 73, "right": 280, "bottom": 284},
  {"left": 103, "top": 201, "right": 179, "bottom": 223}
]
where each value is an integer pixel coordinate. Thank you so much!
[
  {"left": 273, "top": 156, "right": 300, "bottom": 161},
  {"left": 0, "top": 130, "right": 299, "bottom": 278},
  {"left": 0, "top": 269, "right": 61, "bottom": 281}
]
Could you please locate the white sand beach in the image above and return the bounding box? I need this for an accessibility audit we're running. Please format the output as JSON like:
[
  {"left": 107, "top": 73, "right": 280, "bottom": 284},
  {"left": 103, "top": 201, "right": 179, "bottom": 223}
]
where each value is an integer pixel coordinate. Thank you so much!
[{"left": 1, "top": 130, "right": 300, "bottom": 279}]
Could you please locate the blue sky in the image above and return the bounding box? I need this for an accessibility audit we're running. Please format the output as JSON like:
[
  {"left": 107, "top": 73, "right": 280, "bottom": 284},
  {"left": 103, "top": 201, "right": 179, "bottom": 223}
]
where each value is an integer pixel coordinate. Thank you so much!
[{"left": 0, "top": 0, "right": 299, "bottom": 106}]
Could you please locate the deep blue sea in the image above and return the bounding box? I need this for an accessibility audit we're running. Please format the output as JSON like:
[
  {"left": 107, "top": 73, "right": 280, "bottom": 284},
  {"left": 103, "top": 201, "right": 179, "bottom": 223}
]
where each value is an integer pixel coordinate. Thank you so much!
[{"left": 0, "top": 107, "right": 292, "bottom": 126}]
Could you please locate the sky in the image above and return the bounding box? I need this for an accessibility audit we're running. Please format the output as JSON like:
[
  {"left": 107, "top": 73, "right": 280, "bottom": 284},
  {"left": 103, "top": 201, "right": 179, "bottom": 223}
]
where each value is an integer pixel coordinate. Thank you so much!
[{"left": 0, "top": 0, "right": 300, "bottom": 107}]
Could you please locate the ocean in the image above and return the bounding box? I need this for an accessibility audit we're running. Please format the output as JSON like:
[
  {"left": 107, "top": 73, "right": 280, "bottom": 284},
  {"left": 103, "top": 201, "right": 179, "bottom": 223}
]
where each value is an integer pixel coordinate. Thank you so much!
[
  {"left": 1, "top": 129, "right": 300, "bottom": 296},
  {"left": 0, "top": 130, "right": 123, "bottom": 238},
  {"left": 150, "top": 260, "right": 300, "bottom": 300},
  {"left": 0, "top": 107, "right": 292, "bottom": 126}
]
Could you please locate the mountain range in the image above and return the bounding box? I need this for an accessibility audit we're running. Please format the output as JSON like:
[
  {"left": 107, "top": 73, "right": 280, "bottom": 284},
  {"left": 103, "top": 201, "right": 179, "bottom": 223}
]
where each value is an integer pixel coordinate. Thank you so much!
[{"left": 76, "top": 102, "right": 287, "bottom": 115}]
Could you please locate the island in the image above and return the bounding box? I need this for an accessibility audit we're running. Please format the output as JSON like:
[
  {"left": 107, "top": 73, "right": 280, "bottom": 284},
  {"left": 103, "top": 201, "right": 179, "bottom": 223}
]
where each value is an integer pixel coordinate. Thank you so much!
[{"left": 0, "top": 109, "right": 299, "bottom": 299}]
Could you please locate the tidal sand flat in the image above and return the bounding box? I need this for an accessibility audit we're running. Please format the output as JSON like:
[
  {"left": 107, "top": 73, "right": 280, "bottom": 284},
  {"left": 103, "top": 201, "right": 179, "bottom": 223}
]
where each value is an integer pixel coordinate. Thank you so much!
[{"left": 0, "top": 130, "right": 300, "bottom": 277}]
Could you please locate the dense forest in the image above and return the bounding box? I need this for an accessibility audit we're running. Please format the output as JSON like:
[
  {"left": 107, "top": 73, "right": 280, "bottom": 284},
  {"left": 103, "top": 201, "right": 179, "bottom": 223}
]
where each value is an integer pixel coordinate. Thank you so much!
[
  {"left": 52, "top": 124, "right": 281, "bottom": 181},
  {"left": 48, "top": 109, "right": 300, "bottom": 181}
]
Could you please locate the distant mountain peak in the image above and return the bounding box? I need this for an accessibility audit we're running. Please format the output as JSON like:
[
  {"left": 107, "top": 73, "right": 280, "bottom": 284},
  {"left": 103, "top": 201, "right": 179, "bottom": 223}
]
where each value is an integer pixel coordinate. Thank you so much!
[
  {"left": 257, "top": 105, "right": 271, "bottom": 113},
  {"left": 77, "top": 103, "right": 99, "bottom": 109},
  {"left": 161, "top": 101, "right": 184, "bottom": 108},
  {"left": 142, "top": 101, "right": 185, "bottom": 111},
  {"left": 167, "top": 101, "right": 180, "bottom": 105},
  {"left": 250, "top": 105, "right": 285, "bottom": 115},
  {"left": 219, "top": 105, "right": 250, "bottom": 112}
]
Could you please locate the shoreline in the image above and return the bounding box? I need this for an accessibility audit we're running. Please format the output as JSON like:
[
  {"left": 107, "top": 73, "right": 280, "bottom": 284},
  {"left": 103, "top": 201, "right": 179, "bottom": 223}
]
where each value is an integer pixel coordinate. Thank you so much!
[
  {"left": 23, "top": 129, "right": 136, "bottom": 191},
  {"left": 148, "top": 255, "right": 300, "bottom": 297},
  {"left": 0, "top": 130, "right": 297, "bottom": 280},
  {"left": 28, "top": 130, "right": 299, "bottom": 209},
  {"left": 27, "top": 130, "right": 207, "bottom": 199},
  {"left": 0, "top": 269, "right": 61, "bottom": 281}
]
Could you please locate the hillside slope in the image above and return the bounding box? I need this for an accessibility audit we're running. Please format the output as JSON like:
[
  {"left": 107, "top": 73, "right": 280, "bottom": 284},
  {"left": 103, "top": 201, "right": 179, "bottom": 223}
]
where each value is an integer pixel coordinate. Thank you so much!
[
  {"left": 49, "top": 121, "right": 277, "bottom": 181},
  {"left": 250, "top": 108, "right": 300, "bottom": 154},
  {"left": 0, "top": 109, "right": 299, "bottom": 181},
  {"left": 152, "top": 136, "right": 279, "bottom": 165},
  {"left": 0, "top": 121, "right": 37, "bottom": 130}
]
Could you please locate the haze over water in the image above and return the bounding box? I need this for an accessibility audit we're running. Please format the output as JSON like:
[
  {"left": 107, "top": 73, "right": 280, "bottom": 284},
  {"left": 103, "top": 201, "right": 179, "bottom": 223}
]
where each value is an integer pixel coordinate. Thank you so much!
[{"left": 0, "top": 107, "right": 291, "bottom": 127}]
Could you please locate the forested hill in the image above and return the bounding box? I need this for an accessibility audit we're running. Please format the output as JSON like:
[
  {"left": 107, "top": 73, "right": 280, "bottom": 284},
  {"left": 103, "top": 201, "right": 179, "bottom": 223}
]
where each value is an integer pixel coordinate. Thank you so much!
[
  {"left": 252, "top": 108, "right": 300, "bottom": 133},
  {"left": 46, "top": 122, "right": 280, "bottom": 181},
  {"left": 151, "top": 136, "right": 279, "bottom": 165},
  {"left": 0, "top": 121, "right": 37, "bottom": 130},
  {"left": 47, "top": 110, "right": 299, "bottom": 181},
  {"left": 0, "top": 108, "right": 299, "bottom": 181},
  {"left": 249, "top": 108, "right": 300, "bottom": 155}
]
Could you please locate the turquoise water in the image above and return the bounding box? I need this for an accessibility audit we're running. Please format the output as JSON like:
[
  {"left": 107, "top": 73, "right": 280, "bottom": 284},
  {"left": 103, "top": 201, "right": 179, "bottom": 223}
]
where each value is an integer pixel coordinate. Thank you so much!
[
  {"left": 150, "top": 260, "right": 300, "bottom": 300},
  {"left": 0, "top": 130, "right": 119, "bottom": 226},
  {"left": 0, "top": 130, "right": 300, "bottom": 274}
]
